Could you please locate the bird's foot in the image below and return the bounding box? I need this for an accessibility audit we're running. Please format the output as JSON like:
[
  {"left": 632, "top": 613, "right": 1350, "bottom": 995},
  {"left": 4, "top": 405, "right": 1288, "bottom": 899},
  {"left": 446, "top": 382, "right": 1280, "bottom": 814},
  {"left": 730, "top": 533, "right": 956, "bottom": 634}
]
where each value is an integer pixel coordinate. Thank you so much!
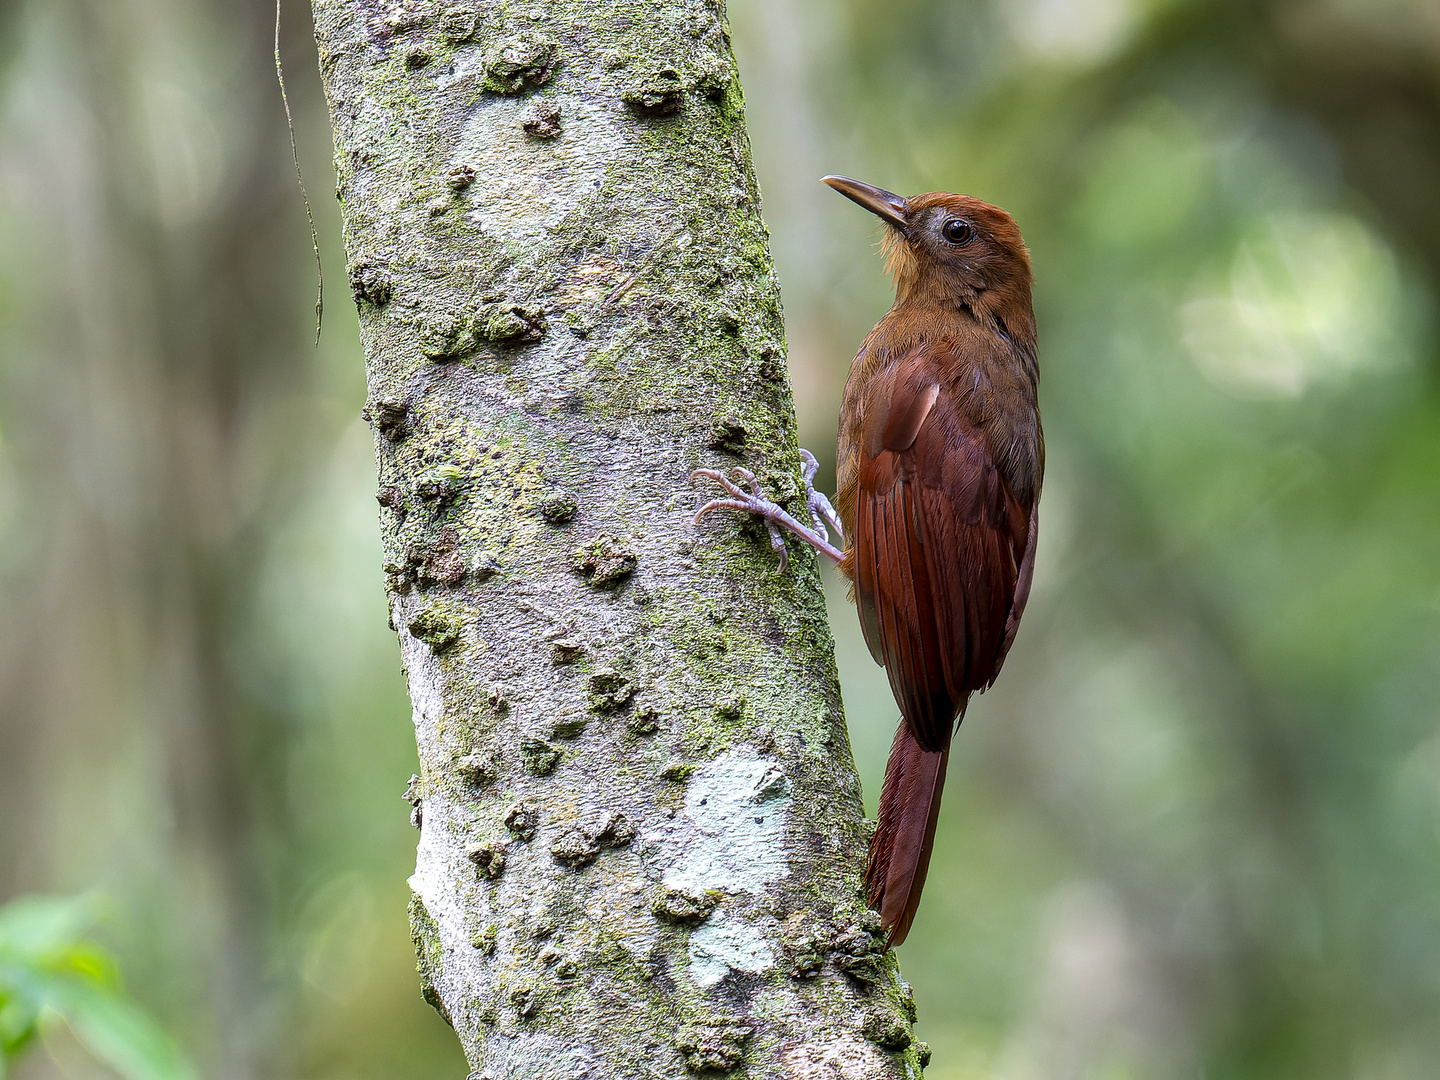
[
  {"left": 800, "top": 449, "right": 845, "bottom": 546},
  {"left": 692, "top": 454, "right": 845, "bottom": 574}
]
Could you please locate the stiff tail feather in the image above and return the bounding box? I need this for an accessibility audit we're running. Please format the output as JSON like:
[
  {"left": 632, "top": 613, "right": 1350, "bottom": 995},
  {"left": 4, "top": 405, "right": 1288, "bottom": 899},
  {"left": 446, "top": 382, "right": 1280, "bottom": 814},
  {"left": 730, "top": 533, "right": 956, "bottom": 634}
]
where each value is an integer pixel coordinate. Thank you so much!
[{"left": 864, "top": 723, "right": 949, "bottom": 946}]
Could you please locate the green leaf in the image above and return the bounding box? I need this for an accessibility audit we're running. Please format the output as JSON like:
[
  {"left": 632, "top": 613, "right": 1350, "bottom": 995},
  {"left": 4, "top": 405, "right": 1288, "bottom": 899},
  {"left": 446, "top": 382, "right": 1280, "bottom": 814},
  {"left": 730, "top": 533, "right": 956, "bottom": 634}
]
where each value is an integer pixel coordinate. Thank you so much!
[
  {"left": 51, "top": 982, "right": 198, "bottom": 1080},
  {"left": 0, "top": 895, "right": 196, "bottom": 1080},
  {"left": 0, "top": 978, "right": 41, "bottom": 1055},
  {"left": 0, "top": 895, "right": 98, "bottom": 964}
]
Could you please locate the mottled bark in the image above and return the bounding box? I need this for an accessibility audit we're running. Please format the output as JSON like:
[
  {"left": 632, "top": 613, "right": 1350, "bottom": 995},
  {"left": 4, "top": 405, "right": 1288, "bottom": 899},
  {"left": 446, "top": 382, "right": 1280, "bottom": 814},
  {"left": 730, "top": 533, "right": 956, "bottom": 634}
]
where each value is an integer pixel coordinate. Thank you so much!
[{"left": 312, "top": 1, "right": 923, "bottom": 1075}]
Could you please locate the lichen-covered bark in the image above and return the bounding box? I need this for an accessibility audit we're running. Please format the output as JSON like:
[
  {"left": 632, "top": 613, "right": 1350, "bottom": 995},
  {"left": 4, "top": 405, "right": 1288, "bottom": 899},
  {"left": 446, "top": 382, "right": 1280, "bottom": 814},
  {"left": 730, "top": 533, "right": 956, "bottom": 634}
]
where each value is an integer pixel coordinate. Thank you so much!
[{"left": 312, "top": 1, "right": 923, "bottom": 1075}]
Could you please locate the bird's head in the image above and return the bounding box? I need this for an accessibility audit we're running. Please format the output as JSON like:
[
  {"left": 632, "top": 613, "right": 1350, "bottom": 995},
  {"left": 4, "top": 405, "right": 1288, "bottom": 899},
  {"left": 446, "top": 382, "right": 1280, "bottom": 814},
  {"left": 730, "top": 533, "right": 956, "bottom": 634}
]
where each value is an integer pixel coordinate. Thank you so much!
[{"left": 822, "top": 175, "right": 1032, "bottom": 319}]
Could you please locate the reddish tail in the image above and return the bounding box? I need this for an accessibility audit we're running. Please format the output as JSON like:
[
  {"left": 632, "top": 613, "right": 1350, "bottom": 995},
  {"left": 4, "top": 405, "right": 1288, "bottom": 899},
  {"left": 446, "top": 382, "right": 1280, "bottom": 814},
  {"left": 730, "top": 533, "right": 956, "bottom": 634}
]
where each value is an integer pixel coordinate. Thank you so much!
[{"left": 864, "top": 723, "right": 950, "bottom": 946}]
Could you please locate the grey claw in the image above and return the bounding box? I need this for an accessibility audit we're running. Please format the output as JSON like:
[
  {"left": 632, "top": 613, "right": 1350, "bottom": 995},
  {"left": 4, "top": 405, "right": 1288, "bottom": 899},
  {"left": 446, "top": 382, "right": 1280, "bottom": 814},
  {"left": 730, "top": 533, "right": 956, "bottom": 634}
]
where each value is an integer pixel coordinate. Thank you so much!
[
  {"left": 765, "top": 521, "right": 789, "bottom": 574},
  {"left": 694, "top": 497, "right": 749, "bottom": 524},
  {"left": 795, "top": 448, "right": 843, "bottom": 544},
  {"left": 730, "top": 466, "right": 760, "bottom": 495},
  {"left": 800, "top": 449, "right": 820, "bottom": 486},
  {"left": 811, "top": 491, "right": 843, "bottom": 544},
  {"left": 691, "top": 468, "right": 748, "bottom": 506},
  {"left": 690, "top": 451, "right": 844, "bottom": 571},
  {"left": 805, "top": 497, "right": 828, "bottom": 540}
]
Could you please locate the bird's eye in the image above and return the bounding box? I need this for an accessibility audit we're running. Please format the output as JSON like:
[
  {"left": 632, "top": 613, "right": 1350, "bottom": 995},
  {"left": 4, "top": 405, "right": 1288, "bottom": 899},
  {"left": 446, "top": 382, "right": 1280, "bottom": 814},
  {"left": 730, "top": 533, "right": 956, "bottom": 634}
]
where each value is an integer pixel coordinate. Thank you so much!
[{"left": 942, "top": 219, "right": 972, "bottom": 244}]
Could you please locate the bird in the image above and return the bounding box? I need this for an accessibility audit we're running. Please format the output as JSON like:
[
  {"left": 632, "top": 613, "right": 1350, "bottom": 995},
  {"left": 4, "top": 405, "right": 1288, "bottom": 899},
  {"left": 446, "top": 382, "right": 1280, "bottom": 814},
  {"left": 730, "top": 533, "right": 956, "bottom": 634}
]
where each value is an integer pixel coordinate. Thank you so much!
[{"left": 693, "top": 176, "right": 1042, "bottom": 946}]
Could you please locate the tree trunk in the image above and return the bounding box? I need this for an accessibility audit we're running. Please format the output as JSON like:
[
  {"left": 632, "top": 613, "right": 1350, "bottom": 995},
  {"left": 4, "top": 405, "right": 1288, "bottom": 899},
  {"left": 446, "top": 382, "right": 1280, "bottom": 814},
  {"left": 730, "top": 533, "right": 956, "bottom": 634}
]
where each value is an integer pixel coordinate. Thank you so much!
[{"left": 312, "top": 1, "right": 923, "bottom": 1075}]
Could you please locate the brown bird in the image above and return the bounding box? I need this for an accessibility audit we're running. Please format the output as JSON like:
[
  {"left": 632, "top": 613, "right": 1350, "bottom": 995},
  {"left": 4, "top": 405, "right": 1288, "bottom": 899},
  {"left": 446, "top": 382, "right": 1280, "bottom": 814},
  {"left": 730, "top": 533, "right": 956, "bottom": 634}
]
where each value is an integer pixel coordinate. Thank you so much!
[{"left": 694, "top": 176, "right": 1042, "bottom": 946}]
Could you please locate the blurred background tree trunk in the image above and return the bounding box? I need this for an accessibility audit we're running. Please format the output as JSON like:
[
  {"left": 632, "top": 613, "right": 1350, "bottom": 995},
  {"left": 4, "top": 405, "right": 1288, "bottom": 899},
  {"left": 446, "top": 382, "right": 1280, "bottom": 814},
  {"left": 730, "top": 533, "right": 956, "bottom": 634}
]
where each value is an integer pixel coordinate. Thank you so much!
[
  {"left": 0, "top": 0, "right": 480, "bottom": 1076},
  {"left": 310, "top": 1, "right": 926, "bottom": 1076},
  {"left": 0, "top": 1, "right": 336, "bottom": 1076}
]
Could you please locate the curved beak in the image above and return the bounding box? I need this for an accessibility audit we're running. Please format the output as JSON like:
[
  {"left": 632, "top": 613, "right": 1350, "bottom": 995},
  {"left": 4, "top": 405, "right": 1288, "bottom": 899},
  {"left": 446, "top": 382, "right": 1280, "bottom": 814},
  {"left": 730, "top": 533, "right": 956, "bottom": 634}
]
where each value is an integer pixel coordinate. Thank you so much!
[{"left": 821, "top": 175, "right": 909, "bottom": 232}]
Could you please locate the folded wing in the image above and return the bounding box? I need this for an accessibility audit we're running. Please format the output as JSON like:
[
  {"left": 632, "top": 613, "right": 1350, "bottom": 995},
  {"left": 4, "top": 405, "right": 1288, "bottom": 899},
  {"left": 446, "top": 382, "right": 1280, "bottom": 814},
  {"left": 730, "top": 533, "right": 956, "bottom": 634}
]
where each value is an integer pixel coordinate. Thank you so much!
[{"left": 851, "top": 344, "right": 1034, "bottom": 751}]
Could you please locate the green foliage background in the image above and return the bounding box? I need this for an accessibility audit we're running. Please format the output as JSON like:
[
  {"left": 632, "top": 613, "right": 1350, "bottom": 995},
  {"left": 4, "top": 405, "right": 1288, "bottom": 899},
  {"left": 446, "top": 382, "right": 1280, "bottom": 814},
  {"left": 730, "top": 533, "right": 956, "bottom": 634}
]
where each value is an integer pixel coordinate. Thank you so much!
[
  {"left": 0, "top": 895, "right": 196, "bottom": 1080},
  {"left": 0, "top": 0, "right": 1436, "bottom": 1077}
]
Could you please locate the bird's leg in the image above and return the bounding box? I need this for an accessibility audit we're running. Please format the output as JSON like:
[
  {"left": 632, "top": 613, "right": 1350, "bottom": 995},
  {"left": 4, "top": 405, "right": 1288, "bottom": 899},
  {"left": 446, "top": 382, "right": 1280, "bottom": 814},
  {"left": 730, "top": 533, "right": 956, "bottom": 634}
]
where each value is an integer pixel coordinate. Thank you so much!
[{"left": 692, "top": 455, "right": 845, "bottom": 573}]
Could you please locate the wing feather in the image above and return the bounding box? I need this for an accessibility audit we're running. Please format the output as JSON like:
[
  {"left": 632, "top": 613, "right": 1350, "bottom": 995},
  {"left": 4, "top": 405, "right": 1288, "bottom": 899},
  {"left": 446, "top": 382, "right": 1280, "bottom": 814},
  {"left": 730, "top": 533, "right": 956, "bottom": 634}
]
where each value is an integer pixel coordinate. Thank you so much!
[{"left": 851, "top": 345, "right": 1035, "bottom": 749}]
